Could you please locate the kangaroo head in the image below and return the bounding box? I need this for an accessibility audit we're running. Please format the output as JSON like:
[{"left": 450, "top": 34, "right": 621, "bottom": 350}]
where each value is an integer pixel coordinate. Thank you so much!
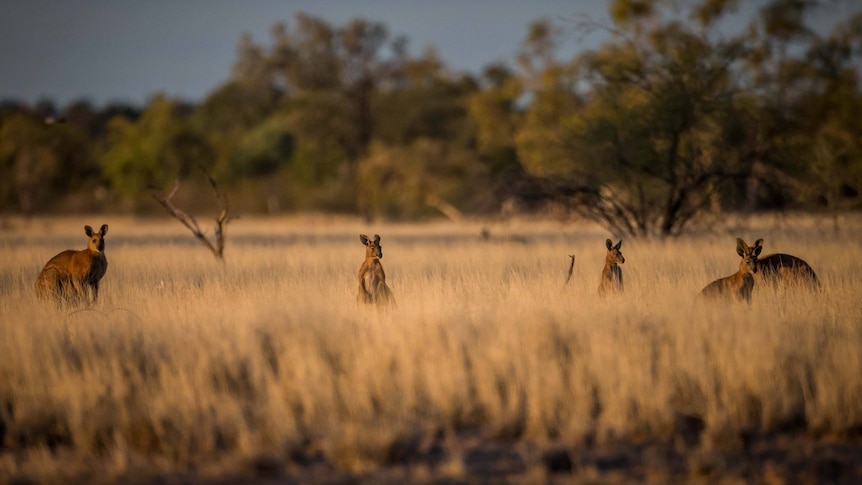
[
  {"left": 84, "top": 224, "right": 108, "bottom": 253},
  {"left": 736, "top": 237, "right": 763, "bottom": 274},
  {"left": 360, "top": 233, "right": 383, "bottom": 259},
  {"left": 605, "top": 238, "right": 625, "bottom": 265}
]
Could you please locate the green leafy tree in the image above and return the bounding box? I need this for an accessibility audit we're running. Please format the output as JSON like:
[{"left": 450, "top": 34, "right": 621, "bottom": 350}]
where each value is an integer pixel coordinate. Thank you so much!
[
  {"left": 358, "top": 139, "right": 491, "bottom": 219},
  {"left": 232, "top": 115, "right": 294, "bottom": 178},
  {"left": 100, "top": 95, "right": 213, "bottom": 208},
  {"left": 284, "top": 92, "right": 351, "bottom": 187},
  {"left": 469, "top": 64, "right": 523, "bottom": 156},
  {"left": 0, "top": 111, "right": 92, "bottom": 214},
  {"left": 0, "top": 113, "right": 60, "bottom": 214},
  {"left": 515, "top": 5, "right": 759, "bottom": 237},
  {"left": 768, "top": 9, "right": 862, "bottom": 214},
  {"left": 228, "top": 14, "right": 480, "bottom": 214},
  {"left": 467, "top": 63, "right": 550, "bottom": 211},
  {"left": 375, "top": 48, "right": 478, "bottom": 147}
]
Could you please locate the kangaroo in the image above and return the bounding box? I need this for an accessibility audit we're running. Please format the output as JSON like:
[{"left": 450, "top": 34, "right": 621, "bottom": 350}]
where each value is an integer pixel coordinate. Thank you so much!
[
  {"left": 35, "top": 224, "right": 108, "bottom": 305},
  {"left": 598, "top": 239, "right": 625, "bottom": 296},
  {"left": 357, "top": 234, "right": 394, "bottom": 306},
  {"left": 756, "top": 252, "right": 819, "bottom": 289},
  {"left": 700, "top": 238, "right": 763, "bottom": 303}
]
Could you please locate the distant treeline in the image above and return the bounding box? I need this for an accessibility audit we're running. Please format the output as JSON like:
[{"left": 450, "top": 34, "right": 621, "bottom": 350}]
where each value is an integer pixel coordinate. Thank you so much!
[{"left": 2, "top": 0, "right": 861, "bottom": 237}]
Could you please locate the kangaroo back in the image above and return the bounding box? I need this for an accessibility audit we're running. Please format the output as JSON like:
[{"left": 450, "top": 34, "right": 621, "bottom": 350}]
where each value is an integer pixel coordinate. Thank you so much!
[
  {"left": 598, "top": 238, "right": 625, "bottom": 296},
  {"left": 357, "top": 234, "right": 395, "bottom": 307},
  {"left": 756, "top": 253, "right": 819, "bottom": 288},
  {"left": 35, "top": 224, "right": 109, "bottom": 305}
]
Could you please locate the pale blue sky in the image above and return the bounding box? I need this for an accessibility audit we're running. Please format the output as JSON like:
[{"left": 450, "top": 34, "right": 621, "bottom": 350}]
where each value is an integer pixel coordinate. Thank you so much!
[{"left": 0, "top": 1, "right": 854, "bottom": 107}]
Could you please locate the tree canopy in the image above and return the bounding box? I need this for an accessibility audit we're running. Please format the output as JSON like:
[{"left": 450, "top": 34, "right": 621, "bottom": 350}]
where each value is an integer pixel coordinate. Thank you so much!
[{"left": 1, "top": 1, "right": 860, "bottom": 237}]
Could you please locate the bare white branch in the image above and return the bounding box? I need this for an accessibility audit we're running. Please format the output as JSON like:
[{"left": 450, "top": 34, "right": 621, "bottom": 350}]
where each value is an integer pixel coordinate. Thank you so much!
[{"left": 155, "top": 175, "right": 231, "bottom": 260}]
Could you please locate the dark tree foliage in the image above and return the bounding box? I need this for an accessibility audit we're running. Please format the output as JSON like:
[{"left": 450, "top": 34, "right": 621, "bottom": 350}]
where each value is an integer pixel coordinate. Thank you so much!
[
  {"left": 515, "top": 0, "right": 862, "bottom": 237},
  {"left": 1, "top": 2, "right": 859, "bottom": 228}
]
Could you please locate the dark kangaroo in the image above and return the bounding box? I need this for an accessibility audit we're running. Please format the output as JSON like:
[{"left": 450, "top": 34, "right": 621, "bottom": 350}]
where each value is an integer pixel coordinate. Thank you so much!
[{"left": 756, "top": 251, "right": 819, "bottom": 288}]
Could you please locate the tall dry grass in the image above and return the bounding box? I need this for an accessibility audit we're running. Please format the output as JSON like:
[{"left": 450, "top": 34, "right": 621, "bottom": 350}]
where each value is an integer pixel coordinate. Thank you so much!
[{"left": 0, "top": 213, "right": 860, "bottom": 483}]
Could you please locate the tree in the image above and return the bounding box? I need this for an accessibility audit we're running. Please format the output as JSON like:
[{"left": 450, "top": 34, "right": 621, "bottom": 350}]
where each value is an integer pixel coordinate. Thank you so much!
[
  {"left": 469, "top": 64, "right": 522, "bottom": 156},
  {"left": 156, "top": 174, "right": 232, "bottom": 260},
  {"left": 0, "top": 113, "right": 60, "bottom": 214},
  {"left": 100, "top": 95, "right": 213, "bottom": 208},
  {"left": 773, "top": 9, "right": 862, "bottom": 215},
  {"left": 467, "top": 64, "right": 548, "bottom": 212},
  {"left": 375, "top": 47, "right": 478, "bottom": 147},
  {"left": 0, "top": 110, "right": 92, "bottom": 214},
  {"left": 514, "top": 5, "right": 760, "bottom": 237},
  {"left": 232, "top": 115, "right": 294, "bottom": 178},
  {"left": 229, "top": 14, "right": 476, "bottom": 214},
  {"left": 357, "top": 139, "right": 491, "bottom": 220}
]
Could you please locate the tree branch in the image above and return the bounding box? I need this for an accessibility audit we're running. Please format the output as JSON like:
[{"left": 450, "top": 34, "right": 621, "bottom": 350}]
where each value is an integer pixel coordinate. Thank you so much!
[
  {"left": 155, "top": 175, "right": 232, "bottom": 260},
  {"left": 565, "top": 254, "right": 576, "bottom": 285}
]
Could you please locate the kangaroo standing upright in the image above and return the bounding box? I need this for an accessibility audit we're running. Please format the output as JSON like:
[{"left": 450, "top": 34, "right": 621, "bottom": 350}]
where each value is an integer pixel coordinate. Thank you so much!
[
  {"left": 35, "top": 224, "right": 109, "bottom": 305},
  {"left": 598, "top": 239, "right": 625, "bottom": 296},
  {"left": 700, "top": 238, "right": 763, "bottom": 303},
  {"left": 357, "top": 234, "right": 394, "bottom": 306}
]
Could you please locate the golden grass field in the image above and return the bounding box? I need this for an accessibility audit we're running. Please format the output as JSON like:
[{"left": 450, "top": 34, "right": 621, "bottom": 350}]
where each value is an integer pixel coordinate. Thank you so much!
[{"left": 1, "top": 213, "right": 861, "bottom": 484}]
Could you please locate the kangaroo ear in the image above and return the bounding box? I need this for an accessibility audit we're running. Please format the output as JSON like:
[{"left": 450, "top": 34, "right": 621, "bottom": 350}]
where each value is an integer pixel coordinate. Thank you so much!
[
  {"left": 736, "top": 238, "right": 747, "bottom": 257},
  {"left": 606, "top": 239, "right": 613, "bottom": 250},
  {"left": 100, "top": 224, "right": 109, "bottom": 236},
  {"left": 374, "top": 234, "right": 381, "bottom": 243},
  {"left": 614, "top": 240, "right": 622, "bottom": 250},
  {"left": 360, "top": 234, "right": 369, "bottom": 245},
  {"left": 753, "top": 245, "right": 763, "bottom": 257},
  {"left": 754, "top": 238, "right": 763, "bottom": 248},
  {"left": 85, "top": 225, "right": 94, "bottom": 237}
]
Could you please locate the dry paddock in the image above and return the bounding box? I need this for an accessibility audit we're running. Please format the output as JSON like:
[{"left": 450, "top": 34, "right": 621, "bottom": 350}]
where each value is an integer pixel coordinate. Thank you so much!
[{"left": 1, "top": 213, "right": 861, "bottom": 484}]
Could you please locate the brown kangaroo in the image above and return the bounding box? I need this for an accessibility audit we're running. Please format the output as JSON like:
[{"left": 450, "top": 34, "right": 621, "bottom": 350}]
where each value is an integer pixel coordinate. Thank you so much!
[
  {"left": 35, "top": 224, "right": 108, "bottom": 304},
  {"left": 357, "top": 234, "right": 394, "bottom": 306},
  {"left": 700, "top": 238, "right": 763, "bottom": 303},
  {"left": 598, "top": 239, "right": 625, "bottom": 296},
  {"left": 756, "top": 252, "right": 819, "bottom": 288}
]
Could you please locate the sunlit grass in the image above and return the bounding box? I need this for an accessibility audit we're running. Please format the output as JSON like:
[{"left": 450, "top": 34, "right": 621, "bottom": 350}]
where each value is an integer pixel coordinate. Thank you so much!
[{"left": 1, "top": 213, "right": 860, "bottom": 483}]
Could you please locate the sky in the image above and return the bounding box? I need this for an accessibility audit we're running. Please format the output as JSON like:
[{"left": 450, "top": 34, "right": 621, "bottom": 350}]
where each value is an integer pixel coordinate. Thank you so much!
[
  {"left": 0, "top": 0, "right": 610, "bottom": 107},
  {"left": 0, "top": 1, "right": 856, "bottom": 108}
]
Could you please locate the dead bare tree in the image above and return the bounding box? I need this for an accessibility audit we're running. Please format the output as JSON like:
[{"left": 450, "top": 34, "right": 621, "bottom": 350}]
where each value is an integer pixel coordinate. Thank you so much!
[
  {"left": 426, "top": 194, "right": 465, "bottom": 223},
  {"left": 565, "top": 254, "right": 576, "bottom": 285},
  {"left": 155, "top": 173, "right": 232, "bottom": 260}
]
